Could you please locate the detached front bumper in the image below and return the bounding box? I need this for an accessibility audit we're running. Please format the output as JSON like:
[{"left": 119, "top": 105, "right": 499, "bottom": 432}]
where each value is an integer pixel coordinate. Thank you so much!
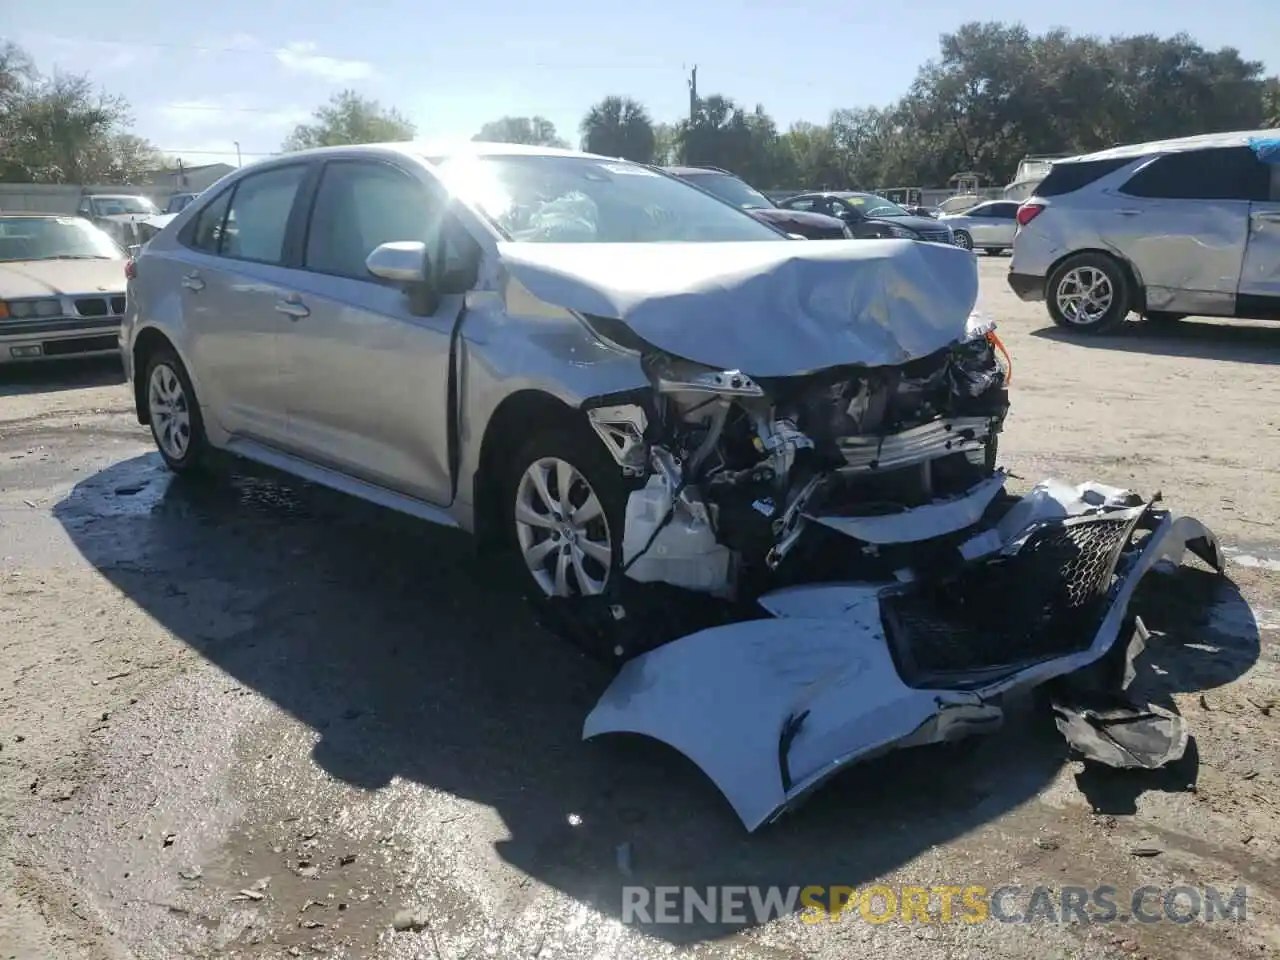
[{"left": 584, "top": 478, "right": 1223, "bottom": 832}]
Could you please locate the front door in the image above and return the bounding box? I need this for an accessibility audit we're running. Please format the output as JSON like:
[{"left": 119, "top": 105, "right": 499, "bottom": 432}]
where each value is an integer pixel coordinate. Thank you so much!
[
  {"left": 280, "top": 158, "right": 471, "bottom": 505},
  {"left": 1238, "top": 164, "right": 1280, "bottom": 310}
]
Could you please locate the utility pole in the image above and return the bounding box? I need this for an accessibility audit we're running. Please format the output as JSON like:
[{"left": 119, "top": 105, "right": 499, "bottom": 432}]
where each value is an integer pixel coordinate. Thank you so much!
[
  {"left": 687, "top": 65, "right": 698, "bottom": 124},
  {"left": 234, "top": 141, "right": 242, "bottom": 167}
]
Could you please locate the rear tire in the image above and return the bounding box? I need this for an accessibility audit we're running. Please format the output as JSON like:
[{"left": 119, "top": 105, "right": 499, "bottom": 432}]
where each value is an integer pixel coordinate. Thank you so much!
[
  {"left": 1046, "top": 253, "right": 1131, "bottom": 335},
  {"left": 143, "top": 345, "right": 209, "bottom": 474}
]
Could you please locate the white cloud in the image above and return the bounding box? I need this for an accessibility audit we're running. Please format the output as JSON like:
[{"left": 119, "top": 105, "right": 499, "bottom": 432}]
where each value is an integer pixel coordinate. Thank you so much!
[
  {"left": 274, "top": 41, "right": 374, "bottom": 82},
  {"left": 155, "top": 99, "right": 310, "bottom": 133}
]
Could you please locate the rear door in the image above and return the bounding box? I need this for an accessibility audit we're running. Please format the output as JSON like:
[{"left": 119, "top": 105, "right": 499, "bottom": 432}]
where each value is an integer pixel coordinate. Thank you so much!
[
  {"left": 1238, "top": 161, "right": 1280, "bottom": 311},
  {"left": 279, "top": 157, "right": 474, "bottom": 504},
  {"left": 978, "top": 201, "right": 1020, "bottom": 246},
  {"left": 1114, "top": 147, "right": 1264, "bottom": 315},
  {"left": 165, "top": 163, "right": 312, "bottom": 445}
]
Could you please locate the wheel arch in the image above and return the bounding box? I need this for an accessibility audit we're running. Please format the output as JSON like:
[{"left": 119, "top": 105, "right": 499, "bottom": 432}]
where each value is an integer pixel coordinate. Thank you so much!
[
  {"left": 471, "top": 389, "right": 590, "bottom": 553},
  {"left": 131, "top": 326, "right": 183, "bottom": 425},
  {"left": 1046, "top": 248, "right": 1146, "bottom": 314}
]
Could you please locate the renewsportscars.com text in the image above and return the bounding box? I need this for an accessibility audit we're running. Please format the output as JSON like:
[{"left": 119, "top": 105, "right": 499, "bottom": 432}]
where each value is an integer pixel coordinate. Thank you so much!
[{"left": 621, "top": 884, "right": 1248, "bottom": 926}]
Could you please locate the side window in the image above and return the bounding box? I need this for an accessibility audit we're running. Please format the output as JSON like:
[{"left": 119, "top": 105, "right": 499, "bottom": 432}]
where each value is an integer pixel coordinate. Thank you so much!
[
  {"left": 1120, "top": 147, "right": 1271, "bottom": 202},
  {"left": 994, "top": 202, "right": 1020, "bottom": 219},
  {"left": 304, "top": 161, "right": 434, "bottom": 279},
  {"left": 785, "top": 197, "right": 817, "bottom": 212},
  {"left": 220, "top": 165, "right": 307, "bottom": 264},
  {"left": 188, "top": 188, "right": 234, "bottom": 255},
  {"left": 968, "top": 204, "right": 993, "bottom": 218},
  {"left": 1036, "top": 157, "right": 1137, "bottom": 197}
]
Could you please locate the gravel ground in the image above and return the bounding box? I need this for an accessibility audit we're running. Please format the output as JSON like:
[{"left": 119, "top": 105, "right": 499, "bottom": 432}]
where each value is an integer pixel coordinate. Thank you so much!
[{"left": 2, "top": 257, "right": 1279, "bottom": 960}]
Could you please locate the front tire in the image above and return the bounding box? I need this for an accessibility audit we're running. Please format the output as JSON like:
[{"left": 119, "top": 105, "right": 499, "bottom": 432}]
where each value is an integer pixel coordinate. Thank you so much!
[
  {"left": 954, "top": 230, "right": 973, "bottom": 251},
  {"left": 502, "top": 424, "right": 636, "bottom": 660},
  {"left": 144, "top": 345, "right": 209, "bottom": 473},
  {"left": 1046, "top": 253, "right": 1131, "bottom": 335}
]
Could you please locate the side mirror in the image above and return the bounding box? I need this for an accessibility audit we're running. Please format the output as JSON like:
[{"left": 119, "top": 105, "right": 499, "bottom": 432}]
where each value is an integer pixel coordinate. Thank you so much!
[
  {"left": 366, "top": 240, "right": 438, "bottom": 315},
  {"left": 366, "top": 241, "right": 430, "bottom": 283}
]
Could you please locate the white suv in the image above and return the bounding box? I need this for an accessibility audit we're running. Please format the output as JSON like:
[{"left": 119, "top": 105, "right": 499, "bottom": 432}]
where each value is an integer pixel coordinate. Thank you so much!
[{"left": 1007, "top": 129, "right": 1280, "bottom": 334}]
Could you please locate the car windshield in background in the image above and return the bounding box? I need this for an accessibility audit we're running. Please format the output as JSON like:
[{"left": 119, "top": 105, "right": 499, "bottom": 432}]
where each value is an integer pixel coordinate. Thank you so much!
[
  {"left": 428, "top": 155, "right": 785, "bottom": 243},
  {"left": 0, "top": 217, "right": 124, "bottom": 262},
  {"left": 94, "top": 196, "right": 159, "bottom": 216},
  {"left": 847, "top": 194, "right": 912, "bottom": 218},
  {"left": 683, "top": 172, "right": 775, "bottom": 210}
]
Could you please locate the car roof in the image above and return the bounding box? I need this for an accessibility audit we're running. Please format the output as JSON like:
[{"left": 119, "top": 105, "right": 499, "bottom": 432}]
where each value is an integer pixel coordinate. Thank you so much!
[
  {"left": 1064, "top": 126, "right": 1280, "bottom": 164},
  {"left": 254, "top": 140, "right": 620, "bottom": 165},
  {"left": 84, "top": 193, "right": 152, "bottom": 199}
]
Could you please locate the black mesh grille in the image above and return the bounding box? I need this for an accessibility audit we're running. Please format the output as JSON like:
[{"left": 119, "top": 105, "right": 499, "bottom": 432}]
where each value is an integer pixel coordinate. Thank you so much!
[
  {"left": 881, "top": 513, "right": 1141, "bottom": 680},
  {"left": 919, "top": 228, "right": 953, "bottom": 244}
]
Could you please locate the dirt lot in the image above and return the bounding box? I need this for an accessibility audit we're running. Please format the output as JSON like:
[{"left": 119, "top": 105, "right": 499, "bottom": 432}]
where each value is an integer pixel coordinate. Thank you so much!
[{"left": 2, "top": 256, "right": 1279, "bottom": 960}]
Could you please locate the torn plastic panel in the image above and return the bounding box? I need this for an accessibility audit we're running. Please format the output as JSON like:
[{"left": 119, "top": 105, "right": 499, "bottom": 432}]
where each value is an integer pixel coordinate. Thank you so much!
[{"left": 583, "top": 481, "right": 1223, "bottom": 832}]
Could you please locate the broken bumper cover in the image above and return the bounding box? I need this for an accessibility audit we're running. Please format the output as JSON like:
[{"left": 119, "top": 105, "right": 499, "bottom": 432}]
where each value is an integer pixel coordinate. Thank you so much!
[{"left": 583, "top": 479, "right": 1223, "bottom": 832}]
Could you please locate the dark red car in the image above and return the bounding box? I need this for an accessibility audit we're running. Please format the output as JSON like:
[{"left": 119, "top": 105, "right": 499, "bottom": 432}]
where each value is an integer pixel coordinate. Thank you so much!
[{"left": 663, "top": 166, "right": 851, "bottom": 239}]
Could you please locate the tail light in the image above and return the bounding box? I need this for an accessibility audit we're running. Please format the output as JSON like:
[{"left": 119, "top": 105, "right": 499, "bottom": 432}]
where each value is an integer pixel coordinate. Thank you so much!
[
  {"left": 1015, "top": 203, "right": 1045, "bottom": 227},
  {"left": 124, "top": 258, "right": 137, "bottom": 280}
]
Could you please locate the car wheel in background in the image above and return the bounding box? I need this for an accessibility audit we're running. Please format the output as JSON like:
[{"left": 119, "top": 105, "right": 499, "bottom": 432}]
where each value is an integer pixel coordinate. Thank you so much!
[
  {"left": 983, "top": 247, "right": 1004, "bottom": 256},
  {"left": 1046, "top": 252, "right": 1131, "bottom": 335},
  {"left": 953, "top": 230, "right": 973, "bottom": 250},
  {"left": 144, "top": 345, "right": 209, "bottom": 473}
]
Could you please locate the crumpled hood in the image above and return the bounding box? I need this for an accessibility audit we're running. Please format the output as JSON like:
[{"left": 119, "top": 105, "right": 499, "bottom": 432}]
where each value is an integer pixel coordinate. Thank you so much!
[
  {"left": 0, "top": 259, "right": 126, "bottom": 298},
  {"left": 497, "top": 238, "right": 982, "bottom": 377}
]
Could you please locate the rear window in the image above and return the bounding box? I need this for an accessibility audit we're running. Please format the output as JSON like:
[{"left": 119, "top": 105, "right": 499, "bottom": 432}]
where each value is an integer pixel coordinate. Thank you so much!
[
  {"left": 1119, "top": 147, "right": 1271, "bottom": 202},
  {"left": 1034, "top": 157, "right": 1137, "bottom": 197}
]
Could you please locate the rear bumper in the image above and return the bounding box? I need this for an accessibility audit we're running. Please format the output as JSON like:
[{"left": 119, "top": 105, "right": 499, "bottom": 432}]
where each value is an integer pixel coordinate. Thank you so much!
[
  {"left": 0, "top": 317, "right": 123, "bottom": 364},
  {"left": 1007, "top": 271, "right": 1046, "bottom": 301}
]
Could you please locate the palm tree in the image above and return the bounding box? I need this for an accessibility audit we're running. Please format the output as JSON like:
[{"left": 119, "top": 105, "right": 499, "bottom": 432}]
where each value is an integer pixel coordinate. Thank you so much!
[{"left": 579, "top": 96, "right": 657, "bottom": 163}]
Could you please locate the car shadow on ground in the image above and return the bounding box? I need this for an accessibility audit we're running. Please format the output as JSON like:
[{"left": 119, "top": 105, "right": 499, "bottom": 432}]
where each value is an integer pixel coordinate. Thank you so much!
[
  {"left": 52, "top": 454, "right": 1261, "bottom": 944},
  {"left": 1030, "top": 318, "right": 1280, "bottom": 365},
  {"left": 0, "top": 356, "right": 126, "bottom": 397}
]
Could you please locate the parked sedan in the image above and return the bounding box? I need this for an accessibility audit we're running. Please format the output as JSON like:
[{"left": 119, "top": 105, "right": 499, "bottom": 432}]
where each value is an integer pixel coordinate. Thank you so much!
[
  {"left": 662, "top": 166, "right": 851, "bottom": 239},
  {"left": 0, "top": 214, "right": 128, "bottom": 363},
  {"left": 938, "top": 200, "right": 1021, "bottom": 254},
  {"left": 778, "top": 192, "right": 957, "bottom": 244}
]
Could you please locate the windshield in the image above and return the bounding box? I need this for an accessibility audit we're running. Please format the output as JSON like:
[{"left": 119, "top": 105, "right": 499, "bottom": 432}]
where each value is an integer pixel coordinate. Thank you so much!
[
  {"left": 845, "top": 194, "right": 912, "bottom": 218},
  {"left": 681, "top": 172, "right": 775, "bottom": 210},
  {"left": 428, "top": 154, "right": 784, "bottom": 243},
  {"left": 0, "top": 217, "right": 124, "bottom": 262},
  {"left": 93, "top": 196, "right": 159, "bottom": 216}
]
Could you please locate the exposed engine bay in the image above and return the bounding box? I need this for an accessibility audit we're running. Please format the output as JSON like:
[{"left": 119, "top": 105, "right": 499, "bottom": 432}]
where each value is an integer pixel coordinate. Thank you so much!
[{"left": 586, "top": 319, "right": 1012, "bottom": 601}]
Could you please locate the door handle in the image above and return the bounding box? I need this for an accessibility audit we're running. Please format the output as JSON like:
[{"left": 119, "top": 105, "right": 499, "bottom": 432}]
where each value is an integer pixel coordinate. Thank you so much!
[
  {"left": 181, "top": 271, "right": 205, "bottom": 292},
  {"left": 275, "top": 297, "right": 310, "bottom": 320}
]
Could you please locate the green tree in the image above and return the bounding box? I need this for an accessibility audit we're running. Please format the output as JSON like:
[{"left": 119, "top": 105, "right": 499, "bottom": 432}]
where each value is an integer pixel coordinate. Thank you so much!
[
  {"left": 0, "top": 54, "right": 161, "bottom": 184},
  {"left": 473, "top": 115, "right": 567, "bottom": 148},
  {"left": 283, "top": 90, "right": 415, "bottom": 151},
  {"left": 1265, "top": 78, "right": 1280, "bottom": 127},
  {"left": 579, "top": 96, "right": 656, "bottom": 162}
]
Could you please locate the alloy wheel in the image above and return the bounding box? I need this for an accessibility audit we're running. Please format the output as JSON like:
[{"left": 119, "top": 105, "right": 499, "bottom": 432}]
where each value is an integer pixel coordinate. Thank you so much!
[
  {"left": 514, "top": 456, "right": 613, "bottom": 597},
  {"left": 1055, "top": 266, "right": 1115, "bottom": 326},
  {"left": 148, "top": 362, "right": 192, "bottom": 461}
]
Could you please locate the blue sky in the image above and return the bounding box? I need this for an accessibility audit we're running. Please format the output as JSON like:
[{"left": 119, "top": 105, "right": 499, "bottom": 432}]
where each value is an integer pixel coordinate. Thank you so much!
[{"left": 9, "top": 0, "right": 1280, "bottom": 169}]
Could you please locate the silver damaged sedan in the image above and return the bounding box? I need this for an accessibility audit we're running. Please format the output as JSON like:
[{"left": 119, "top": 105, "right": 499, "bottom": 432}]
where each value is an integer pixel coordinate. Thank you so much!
[{"left": 123, "top": 142, "right": 1225, "bottom": 832}]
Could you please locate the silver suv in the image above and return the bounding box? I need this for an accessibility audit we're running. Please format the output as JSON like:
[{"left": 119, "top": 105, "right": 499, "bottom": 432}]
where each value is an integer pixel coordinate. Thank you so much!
[{"left": 1008, "top": 129, "right": 1280, "bottom": 334}]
